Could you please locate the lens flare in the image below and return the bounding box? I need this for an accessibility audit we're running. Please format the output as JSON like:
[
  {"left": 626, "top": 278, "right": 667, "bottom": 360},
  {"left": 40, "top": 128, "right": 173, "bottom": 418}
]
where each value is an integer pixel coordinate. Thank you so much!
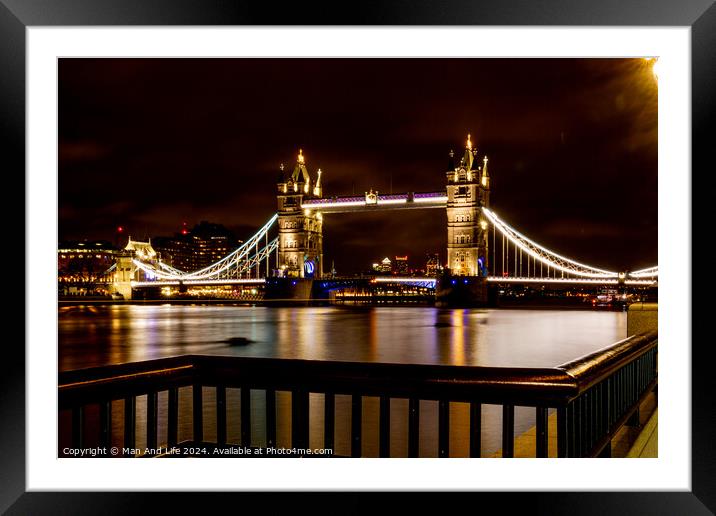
[{"left": 643, "top": 57, "right": 659, "bottom": 81}]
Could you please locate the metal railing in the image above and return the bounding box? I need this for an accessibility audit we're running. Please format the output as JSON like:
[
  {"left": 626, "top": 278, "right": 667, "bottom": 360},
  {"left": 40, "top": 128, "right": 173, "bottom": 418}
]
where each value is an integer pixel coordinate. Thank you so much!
[{"left": 58, "top": 330, "right": 657, "bottom": 458}]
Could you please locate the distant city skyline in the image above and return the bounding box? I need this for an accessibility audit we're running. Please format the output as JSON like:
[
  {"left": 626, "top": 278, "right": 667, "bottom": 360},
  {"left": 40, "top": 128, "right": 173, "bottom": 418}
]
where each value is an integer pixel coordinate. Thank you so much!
[{"left": 59, "top": 58, "right": 657, "bottom": 273}]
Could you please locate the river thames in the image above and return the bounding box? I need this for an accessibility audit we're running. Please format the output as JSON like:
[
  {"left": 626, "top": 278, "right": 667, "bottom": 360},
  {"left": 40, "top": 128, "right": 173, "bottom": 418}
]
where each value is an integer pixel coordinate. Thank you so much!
[{"left": 59, "top": 304, "right": 628, "bottom": 457}]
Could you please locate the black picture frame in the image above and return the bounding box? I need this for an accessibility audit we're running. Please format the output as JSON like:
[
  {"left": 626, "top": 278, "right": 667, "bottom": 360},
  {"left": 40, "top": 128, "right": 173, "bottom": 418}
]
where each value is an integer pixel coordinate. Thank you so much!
[{"left": 2, "top": 1, "right": 712, "bottom": 513}]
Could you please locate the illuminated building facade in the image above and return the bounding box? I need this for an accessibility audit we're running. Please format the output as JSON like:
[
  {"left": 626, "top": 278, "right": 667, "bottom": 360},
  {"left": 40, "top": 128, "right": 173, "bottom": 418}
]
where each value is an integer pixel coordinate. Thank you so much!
[
  {"left": 425, "top": 253, "right": 442, "bottom": 276},
  {"left": 58, "top": 240, "right": 117, "bottom": 295},
  {"left": 153, "top": 221, "right": 239, "bottom": 273},
  {"left": 276, "top": 150, "right": 324, "bottom": 278},
  {"left": 372, "top": 257, "right": 392, "bottom": 273},
  {"left": 393, "top": 255, "right": 409, "bottom": 275},
  {"left": 445, "top": 135, "right": 490, "bottom": 276}
]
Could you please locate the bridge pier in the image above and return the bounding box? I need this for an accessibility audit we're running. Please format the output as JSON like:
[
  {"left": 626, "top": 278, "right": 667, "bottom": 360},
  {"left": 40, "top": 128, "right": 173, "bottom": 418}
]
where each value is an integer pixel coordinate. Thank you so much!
[
  {"left": 264, "top": 277, "right": 314, "bottom": 302},
  {"left": 435, "top": 273, "right": 489, "bottom": 307},
  {"left": 110, "top": 254, "right": 134, "bottom": 300}
]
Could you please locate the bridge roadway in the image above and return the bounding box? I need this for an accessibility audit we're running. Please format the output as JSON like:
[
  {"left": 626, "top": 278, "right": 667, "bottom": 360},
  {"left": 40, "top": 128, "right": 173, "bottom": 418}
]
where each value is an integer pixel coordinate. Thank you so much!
[
  {"left": 301, "top": 191, "right": 447, "bottom": 213},
  {"left": 131, "top": 275, "right": 657, "bottom": 289}
]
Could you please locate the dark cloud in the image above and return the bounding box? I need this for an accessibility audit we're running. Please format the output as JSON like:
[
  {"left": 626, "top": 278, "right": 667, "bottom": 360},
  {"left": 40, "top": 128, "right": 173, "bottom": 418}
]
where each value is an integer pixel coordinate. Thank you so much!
[{"left": 59, "top": 58, "right": 657, "bottom": 272}]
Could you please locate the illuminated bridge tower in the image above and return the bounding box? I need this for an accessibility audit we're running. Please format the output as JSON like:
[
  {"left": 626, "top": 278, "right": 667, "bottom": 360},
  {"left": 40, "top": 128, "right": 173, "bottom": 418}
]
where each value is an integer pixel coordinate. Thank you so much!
[
  {"left": 110, "top": 237, "right": 159, "bottom": 300},
  {"left": 445, "top": 134, "right": 491, "bottom": 276},
  {"left": 276, "top": 149, "right": 324, "bottom": 278}
]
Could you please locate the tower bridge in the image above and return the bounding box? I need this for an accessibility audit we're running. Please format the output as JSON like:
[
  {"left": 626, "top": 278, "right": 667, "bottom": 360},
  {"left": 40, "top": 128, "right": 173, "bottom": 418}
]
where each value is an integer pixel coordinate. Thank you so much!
[{"left": 114, "top": 135, "right": 658, "bottom": 303}]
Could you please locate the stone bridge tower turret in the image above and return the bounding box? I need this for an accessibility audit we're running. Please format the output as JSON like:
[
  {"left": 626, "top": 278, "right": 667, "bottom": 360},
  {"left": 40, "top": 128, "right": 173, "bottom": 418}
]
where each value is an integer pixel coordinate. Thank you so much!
[
  {"left": 445, "top": 134, "right": 491, "bottom": 276},
  {"left": 276, "top": 149, "right": 323, "bottom": 278}
]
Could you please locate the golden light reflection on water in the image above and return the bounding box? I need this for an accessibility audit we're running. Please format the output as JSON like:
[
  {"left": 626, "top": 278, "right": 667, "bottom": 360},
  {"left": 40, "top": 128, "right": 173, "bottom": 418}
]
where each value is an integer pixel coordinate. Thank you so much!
[{"left": 450, "top": 309, "right": 465, "bottom": 366}]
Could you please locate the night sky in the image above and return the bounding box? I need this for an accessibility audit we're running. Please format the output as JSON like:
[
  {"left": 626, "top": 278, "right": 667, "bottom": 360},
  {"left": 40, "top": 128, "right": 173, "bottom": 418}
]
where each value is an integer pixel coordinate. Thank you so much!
[{"left": 59, "top": 58, "right": 657, "bottom": 273}]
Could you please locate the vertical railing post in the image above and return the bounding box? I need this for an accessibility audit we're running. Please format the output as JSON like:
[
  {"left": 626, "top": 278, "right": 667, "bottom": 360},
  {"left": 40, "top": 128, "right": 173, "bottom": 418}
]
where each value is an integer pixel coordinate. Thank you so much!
[
  {"left": 589, "top": 390, "right": 595, "bottom": 453},
  {"left": 584, "top": 394, "right": 591, "bottom": 457},
  {"left": 124, "top": 396, "right": 136, "bottom": 454},
  {"left": 575, "top": 395, "right": 583, "bottom": 457},
  {"left": 609, "top": 375, "right": 616, "bottom": 434},
  {"left": 71, "top": 406, "right": 84, "bottom": 449},
  {"left": 628, "top": 361, "right": 641, "bottom": 427},
  {"left": 167, "top": 387, "right": 178, "bottom": 447},
  {"left": 99, "top": 401, "right": 111, "bottom": 449},
  {"left": 379, "top": 395, "right": 390, "bottom": 458},
  {"left": 438, "top": 399, "right": 450, "bottom": 458},
  {"left": 266, "top": 389, "right": 276, "bottom": 448},
  {"left": 605, "top": 377, "right": 612, "bottom": 436},
  {"left": 536, "top": 406, "right": 548, "bottom": 458},
  {"left": 408, "top": 398, "right": 420, "bottom": 458},
  {"left": 626, "top": 406, "right": 641, "bottom": 427},
  {"left": 469, "top": 402, "right": 482, "bottom": 458},
  {"left": 351, "top": 394, "right": 362, "bottom": 457},
  {"left": 502, "top": 404, "right": 515, "bottom": 458},
  {"left": 596, "top": 383, "right": 602, "bottom": 442},
  {"left": 147, "top": 391, "right": 158, "bottom": 450}
]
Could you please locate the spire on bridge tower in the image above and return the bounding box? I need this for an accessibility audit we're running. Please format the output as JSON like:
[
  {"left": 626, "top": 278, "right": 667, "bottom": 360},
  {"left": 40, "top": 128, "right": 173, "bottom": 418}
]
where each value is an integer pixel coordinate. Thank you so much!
[
  {"left": 462, "top": 134, "right": 475, "bottom": 171},
  {"left": 292, "top": 148, "right": 311, "bottom": 190},
  {"left": 448, "top": 150, "right": 455, "bottom": 171},
  {"left": 481, "top": 156, "right": 490, "bottom": 188},
  {"left": 313, "top": 168, "right": 323, "bottom": 197}
]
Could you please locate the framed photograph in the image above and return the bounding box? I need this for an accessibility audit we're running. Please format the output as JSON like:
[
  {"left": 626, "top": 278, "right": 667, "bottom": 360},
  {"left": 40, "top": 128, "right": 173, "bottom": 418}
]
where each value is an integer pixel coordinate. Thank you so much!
[{"left": 4, "top": 0, "right": 711, "bottom": 512}]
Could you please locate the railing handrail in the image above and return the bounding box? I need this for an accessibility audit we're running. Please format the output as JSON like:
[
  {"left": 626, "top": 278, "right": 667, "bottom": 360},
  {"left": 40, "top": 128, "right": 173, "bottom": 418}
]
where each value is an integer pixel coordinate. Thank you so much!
[
  {"left": 557, "top": 330, "right": 657, "bottom": 394},
  {"left": 59, "top": 331, "right": 657, "bottom": 409}
]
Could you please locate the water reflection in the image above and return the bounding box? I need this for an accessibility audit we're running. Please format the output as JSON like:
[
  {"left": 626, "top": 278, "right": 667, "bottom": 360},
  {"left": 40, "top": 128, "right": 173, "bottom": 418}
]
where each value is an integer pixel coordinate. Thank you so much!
[{"left": 59, "top": 305, "right": 626, "bottom": 371}]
